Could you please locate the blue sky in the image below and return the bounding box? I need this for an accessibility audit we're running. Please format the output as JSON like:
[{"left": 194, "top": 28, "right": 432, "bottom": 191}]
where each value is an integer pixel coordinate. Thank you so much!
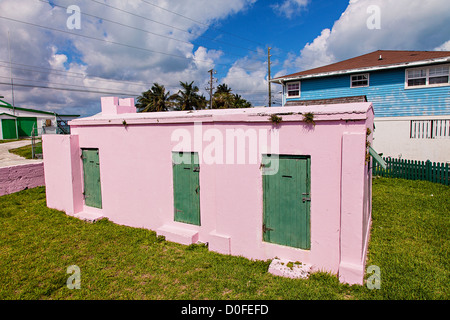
[{"left": 0, "top": 0, "right": 449, "bottom": 115}]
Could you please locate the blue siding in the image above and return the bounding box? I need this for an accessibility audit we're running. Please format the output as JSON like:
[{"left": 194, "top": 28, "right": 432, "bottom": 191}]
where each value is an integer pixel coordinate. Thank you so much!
[{"left": 285, "top": 66, "right": 450, "bottom": 117}]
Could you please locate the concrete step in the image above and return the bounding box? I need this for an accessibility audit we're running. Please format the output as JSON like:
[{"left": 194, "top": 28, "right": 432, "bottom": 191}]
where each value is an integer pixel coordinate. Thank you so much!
[
  {"left": 73, "top": 211, "right": 105, "bottom": 223},
  {"left": 156, "top": 224, "right": 199, "bottom": 245}
]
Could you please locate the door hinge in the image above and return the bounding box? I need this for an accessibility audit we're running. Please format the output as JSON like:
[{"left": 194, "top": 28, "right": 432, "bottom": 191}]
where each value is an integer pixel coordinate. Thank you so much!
[
  {"left": 263, "top": 223, "right": 274, "bottom": 233},
  {"left": 193, "top": 166, "right": 200, "bottom": 172}
]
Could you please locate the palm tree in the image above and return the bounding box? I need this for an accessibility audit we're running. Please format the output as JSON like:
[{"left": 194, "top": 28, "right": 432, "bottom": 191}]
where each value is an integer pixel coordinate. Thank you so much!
[
  {"left": 215, "top": 83, "right": 232, "bottom": 94},
  {"left": 212, "top": 83, "right": 252, "bottom": 109},
  {"left": 232, "top": 93, "right": 252, "bottom": 108},
  {"left": 136, "top": 83, "right": 173, "bottom": 112},
  {"left": 173, "top": 81, "right": 206, "bottom": 111},
  {"left": 212, "top": 83, "right": 233, "bottom": 109}
]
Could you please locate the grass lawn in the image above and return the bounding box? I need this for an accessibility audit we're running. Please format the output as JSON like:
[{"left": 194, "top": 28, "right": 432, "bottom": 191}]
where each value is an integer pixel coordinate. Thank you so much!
[
  {"left": 0, "top": 178, "right": 448, "bottom": 300},
  {"left": 8, "top": 141, "right": 42, "bottom": 159}
]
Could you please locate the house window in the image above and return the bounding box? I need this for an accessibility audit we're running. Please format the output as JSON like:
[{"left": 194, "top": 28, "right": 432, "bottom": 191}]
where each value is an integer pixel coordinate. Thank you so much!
[
  {"left": 286, "top": 82, "right": 300, "bottom": 97},
  {"left": 407, "top": 69, "right": 426, "bottom": 86},
  {"left": 429, "top": 66, "right": 449, "bottom": 85},
  {"left": 406, "top": 65, "right": 450, "bottom": 88},
  {"left": 351, "top": 74, "right": 369, "bottom": 87}
]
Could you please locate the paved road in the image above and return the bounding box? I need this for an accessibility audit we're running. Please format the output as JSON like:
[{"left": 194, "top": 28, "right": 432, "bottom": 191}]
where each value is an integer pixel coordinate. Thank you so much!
[{"left": 0, "top": 140, "right": 43, "bottom": 168}]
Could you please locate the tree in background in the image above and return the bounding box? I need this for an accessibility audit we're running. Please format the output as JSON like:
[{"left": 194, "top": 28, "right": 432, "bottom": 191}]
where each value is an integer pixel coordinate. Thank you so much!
[
  {"left": 135, "top": 83, "right": 173, "bottom": 112},
  {"left": 213, "top": 83, "right": 251, "bottom": 109},
  {"left": 232, "top": 93, "right": 252, "bottom": 109},
  {"left": 136, "top": 81, "right": 251, "bottom": 112},
  {"left": 172, "top": 81, "right": 207, "bottom": 111}
]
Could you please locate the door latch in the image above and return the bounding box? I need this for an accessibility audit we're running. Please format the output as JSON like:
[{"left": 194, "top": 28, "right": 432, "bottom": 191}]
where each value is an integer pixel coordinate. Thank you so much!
[
  {"left": 263, "top": 224, "right": 274, "bottom": 233},
  {"left": 302, "top": 193, "right": 311, "bottom": 203}
]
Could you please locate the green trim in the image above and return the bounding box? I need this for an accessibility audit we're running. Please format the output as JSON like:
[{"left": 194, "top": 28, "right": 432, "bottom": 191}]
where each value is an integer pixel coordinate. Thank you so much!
[
  {"left": 0, "top": 99, "right": 12, "bottom": 107},
  {"left": 0, "top": 101, "right": 79, "bottom": 117},
  {"left": 0, "top": 113, "right": 18, "bottom": 118},
  {"left": 0, "top": 104, "right": 54, "bottom": 115},
  {"left": 369, "top": 146, "right": 387, "bottom": 170}
]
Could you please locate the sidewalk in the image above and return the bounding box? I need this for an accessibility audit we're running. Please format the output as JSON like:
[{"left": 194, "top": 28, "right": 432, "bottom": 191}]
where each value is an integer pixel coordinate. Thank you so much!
[{"left": 0, "top": 140, "right": 43, "bottom": 168}]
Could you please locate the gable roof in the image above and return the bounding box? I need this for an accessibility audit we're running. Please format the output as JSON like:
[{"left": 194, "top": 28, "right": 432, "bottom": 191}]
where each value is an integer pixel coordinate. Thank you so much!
[
  {"left": 0, "top": 112, "right": 17, "bottom": 118},
  {"left": 272, "top": 50, "right": 450, "bottom": 83}
]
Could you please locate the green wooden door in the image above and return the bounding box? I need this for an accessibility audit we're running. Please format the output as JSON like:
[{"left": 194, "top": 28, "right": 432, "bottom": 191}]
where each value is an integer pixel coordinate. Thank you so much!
[
  {"left": 17, "top": 117, "right": 37, "bottom": 137},
  {"left": 262, "top": 155, "right": 311, "bottom": 250},
  {"left": 1, "top": 119, "right": 17, "bottom": 139},
  {"left": 172, "top": 152, "right": 201, "bottom": 226},
  {"left": 82, "top": 149, "right": 102, "bottom": 209}
]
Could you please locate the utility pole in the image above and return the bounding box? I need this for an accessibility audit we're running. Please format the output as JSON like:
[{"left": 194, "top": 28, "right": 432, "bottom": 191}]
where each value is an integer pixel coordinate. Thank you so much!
[
  {"left": 268, "top": 47, "right": 272, "bottom": 107},
  {"left": 7, "top": 30, "right": 15, "bottom": 114},
  {"left": 207, "top": 69, "right": 216, "bottom": 109}
]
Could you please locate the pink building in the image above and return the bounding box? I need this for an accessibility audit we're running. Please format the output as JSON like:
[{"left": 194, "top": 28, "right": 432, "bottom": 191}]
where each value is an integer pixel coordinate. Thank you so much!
[{"left": 43, "top": 97, "right": 375, "bottom": 285}]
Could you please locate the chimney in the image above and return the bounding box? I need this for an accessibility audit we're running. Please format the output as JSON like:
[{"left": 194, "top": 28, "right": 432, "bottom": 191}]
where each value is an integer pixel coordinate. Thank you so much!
[
  {"left": 378, "top": 54, "right": 383, "bottom": 60},
  {"left": 101, "top": 97, "right": 136, "bottom": 115}
]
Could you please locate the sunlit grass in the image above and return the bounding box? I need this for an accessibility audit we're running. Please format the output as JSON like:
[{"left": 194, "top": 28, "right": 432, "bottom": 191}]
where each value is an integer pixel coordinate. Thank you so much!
[{"left": 0, "top": 178, "right": 448, "bottom": 300}]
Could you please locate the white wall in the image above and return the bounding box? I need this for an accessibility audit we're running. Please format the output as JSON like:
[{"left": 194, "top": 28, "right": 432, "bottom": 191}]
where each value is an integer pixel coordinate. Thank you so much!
[
  {"left": 373, "top": 115, "right": 450, "bottom": 163},
  {"left": 0, "top": 107, "right": 57, "bottom": 136}
]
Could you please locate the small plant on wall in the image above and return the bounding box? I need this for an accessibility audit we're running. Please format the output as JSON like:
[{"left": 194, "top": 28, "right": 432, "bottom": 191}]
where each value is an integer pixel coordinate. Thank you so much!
[
  {"left": 302, "top": 112, "right": 315, "bottom": 126},
  {"left": 269, "top": 114, "right": 282, "bottom": 125},
  {"left": 365, "top": 126, "right": 372, "bottom": 164}
]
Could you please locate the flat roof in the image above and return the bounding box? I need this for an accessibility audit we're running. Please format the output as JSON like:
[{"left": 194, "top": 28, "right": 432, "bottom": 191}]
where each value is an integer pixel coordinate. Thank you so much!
[{"left": 69, "top": 102, "right": 374, "bottom": 126}]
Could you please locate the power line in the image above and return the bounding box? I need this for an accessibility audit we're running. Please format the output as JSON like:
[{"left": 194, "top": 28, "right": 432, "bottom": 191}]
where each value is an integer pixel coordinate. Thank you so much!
[
  {"left": 0, "top": 61, "right": 269, "bottom": 97},
  {"left": 138, "top": 0, "right": 265, "bottom": 47},
  {"left": 38, "top": 0, "right": 263, "bottom": 62},
  {"left": 0, "top": 15, "right": 264, "bottom": 73},
  {"left": 0, "top": 62, "right": 160, "bottom": 88},
  {"left": 87, "top": 0, "right": 262, "bottom": 55},
  {"left": 0, "top": 74, "right": 143, "bottom": 95},
  {"left": 0, "top": 71, "right": 267, "bottom": 97},
  {"left": 0, "top": 81, "right": 141, "bottom": 96}
]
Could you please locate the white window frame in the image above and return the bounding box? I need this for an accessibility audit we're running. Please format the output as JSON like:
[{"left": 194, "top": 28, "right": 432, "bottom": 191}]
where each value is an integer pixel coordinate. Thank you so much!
[
  {"left": 350, "top": 73, "right": 369, "bottom": 88},
  {"left": 405, "top": 64, "right": 450, "bottom": 89},
  {"left": 286, "top": 81, "right": 301, "bottom": 98}
]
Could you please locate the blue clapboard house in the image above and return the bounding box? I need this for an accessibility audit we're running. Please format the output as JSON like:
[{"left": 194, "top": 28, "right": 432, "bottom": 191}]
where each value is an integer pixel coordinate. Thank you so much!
[{"left": 271, "top": 50, "right": 450, "bottom": 163}]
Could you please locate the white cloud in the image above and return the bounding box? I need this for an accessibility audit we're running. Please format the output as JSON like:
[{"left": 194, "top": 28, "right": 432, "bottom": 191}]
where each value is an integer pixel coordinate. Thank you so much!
[
  {"left": 0, "top": 0, "right": 257, "bottom": 115},
  {"left": 286, "top": 0, "right": 450, "bottom": 72},
  {"left": 294, "top": 28, "right": 334, "bottom": 70},
  {"left": 435, "top": 40, "right": 450, "bottom": 51},
  {"left": 272, "top": 0, "right": 309, "bottom": 19}
]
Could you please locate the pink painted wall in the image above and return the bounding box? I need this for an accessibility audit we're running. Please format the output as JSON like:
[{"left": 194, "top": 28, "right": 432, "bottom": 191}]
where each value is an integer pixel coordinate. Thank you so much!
[
  {"left": 43, "top": 97, "right": 374, "bottom": 285},
  {"left": 42, "top": 134, "right": 82, "bottom": 216},
  {"left": 0, "top": 163, "right": 45, "bottom": 196}
]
